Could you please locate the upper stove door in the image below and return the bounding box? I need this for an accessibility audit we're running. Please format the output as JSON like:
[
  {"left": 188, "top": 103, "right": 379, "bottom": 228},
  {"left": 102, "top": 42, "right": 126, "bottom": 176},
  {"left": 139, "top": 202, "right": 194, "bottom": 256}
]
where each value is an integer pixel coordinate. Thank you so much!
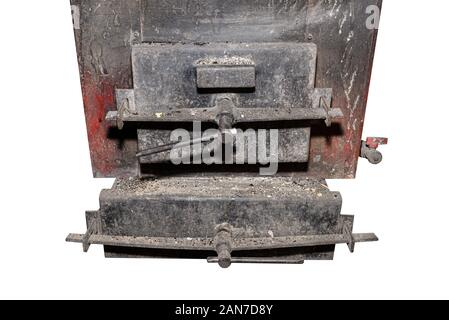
[{"left": 131, "top": 42, "right": 317, "bottom": 113}]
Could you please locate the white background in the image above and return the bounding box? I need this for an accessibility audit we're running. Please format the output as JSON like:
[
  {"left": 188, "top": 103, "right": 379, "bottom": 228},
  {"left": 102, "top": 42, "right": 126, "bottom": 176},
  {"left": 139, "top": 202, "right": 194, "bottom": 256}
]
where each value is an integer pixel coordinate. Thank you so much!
[{"left": 0, "top": 0, "right": 448, "bottom": 300}]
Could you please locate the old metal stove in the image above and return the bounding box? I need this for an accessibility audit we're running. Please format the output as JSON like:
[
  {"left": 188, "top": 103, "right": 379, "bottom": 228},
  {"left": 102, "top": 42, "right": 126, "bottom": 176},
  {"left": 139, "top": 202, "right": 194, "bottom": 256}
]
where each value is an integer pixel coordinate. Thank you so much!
[{"left": 67, "top": 0, "right": 386, "bottom": 268}]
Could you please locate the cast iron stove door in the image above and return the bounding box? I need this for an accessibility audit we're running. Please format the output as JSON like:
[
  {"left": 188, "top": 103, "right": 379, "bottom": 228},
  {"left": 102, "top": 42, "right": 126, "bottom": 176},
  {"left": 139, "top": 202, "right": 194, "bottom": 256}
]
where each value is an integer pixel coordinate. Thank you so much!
[
  {"left": 108, "top": 42, "right": 342, "bottom": 168},
  {"left": 67, "top": 0, "right": 384, "bottom": 267}
]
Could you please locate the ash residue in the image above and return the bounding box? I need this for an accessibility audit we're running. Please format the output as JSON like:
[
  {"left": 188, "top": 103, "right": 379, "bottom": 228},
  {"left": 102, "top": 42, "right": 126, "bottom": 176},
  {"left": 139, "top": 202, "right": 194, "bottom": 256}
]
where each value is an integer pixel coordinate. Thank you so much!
[
  {"left": 113, "top": 177, "right": 330, "bottom": 199},
  {"left": 196, "top": 56, "right": 254, "bottom": 66}
]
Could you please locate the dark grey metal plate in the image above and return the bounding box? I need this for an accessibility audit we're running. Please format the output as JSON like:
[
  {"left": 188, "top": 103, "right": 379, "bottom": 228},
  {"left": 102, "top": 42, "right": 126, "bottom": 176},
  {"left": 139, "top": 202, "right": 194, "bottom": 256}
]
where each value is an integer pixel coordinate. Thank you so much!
[
  {"left": 196, "top": 65, "right": 256, "bottom": 89},
  {"left": 98, "top": 177, "right": 342, "bottom": 238},
  {"left": 137, "top": 127, "right": 311, "bottom": 164},
  {"left": 141, "top": 0, "right": 308, "bottom": 43},
  {"left": 132, "top": 42, "right": 317, "bottom": 112}
]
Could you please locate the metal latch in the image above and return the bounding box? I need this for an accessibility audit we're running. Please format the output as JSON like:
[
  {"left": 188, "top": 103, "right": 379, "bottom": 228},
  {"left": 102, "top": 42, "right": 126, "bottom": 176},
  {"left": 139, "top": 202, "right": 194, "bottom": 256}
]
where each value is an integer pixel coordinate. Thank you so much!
[
  {"left": 360, "top": 137, "right": 388, "bottom": 164},
  {"left": 196, "top": 56, "right": 256, "bottom": 89}
]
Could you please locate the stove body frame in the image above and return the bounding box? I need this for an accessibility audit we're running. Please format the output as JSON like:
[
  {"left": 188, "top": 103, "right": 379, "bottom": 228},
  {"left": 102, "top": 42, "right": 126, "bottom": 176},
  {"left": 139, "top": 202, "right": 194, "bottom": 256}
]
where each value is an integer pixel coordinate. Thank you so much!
[{"left": 68, "top": 0, "right": 384, "bottom": 267}]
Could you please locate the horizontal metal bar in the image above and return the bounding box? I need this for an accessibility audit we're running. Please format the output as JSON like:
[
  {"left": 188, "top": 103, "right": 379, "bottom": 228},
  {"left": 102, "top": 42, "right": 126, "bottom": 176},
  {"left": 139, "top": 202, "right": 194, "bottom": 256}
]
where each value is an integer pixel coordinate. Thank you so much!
[
  {"left": 207, "top": 257, "right": 305, "bottom": 265},
  {"left": 236, "top": 108, "right": 343, "bottom": 123},
  {"left": 66, "top": 234, "right": 213, "bottom": 251},
  {"left": 66, "top": 232, "right": 377, "bottom": 252},
  {"left": 106, "top": 107, "right": 343, "bottom": 124},
  {"left": 233, "top": 233, "right": 378, "bottom": 251}
]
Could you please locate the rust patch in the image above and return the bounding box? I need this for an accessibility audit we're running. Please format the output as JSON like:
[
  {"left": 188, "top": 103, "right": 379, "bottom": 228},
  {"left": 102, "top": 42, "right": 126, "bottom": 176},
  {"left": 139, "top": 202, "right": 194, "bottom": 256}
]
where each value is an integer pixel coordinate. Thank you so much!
[{"left": 81, "top": 72, "right": 119, "bottom": 176}]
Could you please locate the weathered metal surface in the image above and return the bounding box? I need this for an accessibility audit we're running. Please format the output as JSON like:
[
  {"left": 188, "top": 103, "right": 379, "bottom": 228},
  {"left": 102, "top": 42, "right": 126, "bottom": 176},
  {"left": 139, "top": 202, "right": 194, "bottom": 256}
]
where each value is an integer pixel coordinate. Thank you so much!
[
  {"left": 196, "top": 65, "right": 256, "bottom": 89},
  {"left": 131, "top": 43, "right": 317, "bottom": 111},
  {"left": 111, "top": 41, "right": 340, "bottom": 169},
  {"left": 136, "top": 128, "right": 312, "bottom": 164},
  {"left": 71, "top": 0, "right": 382, "bottom": 179},
  {"left": 207, "top": 257, "right": 306, "bottom": 265},
  {"left": 106, "top": 106, "right": 343, "bottom": 124},
  {"left": 102, "top": 245, "right": 336, "bottom": 261},
  {"left": 66, "top": 232, "right": 377, "bottom": 252},
  {"left": 67, "top": 207, "right": 376, "bottom": 266},
  {"left": 140, "top": 0, "right": 310, "bottom": 43},
  {"left": 97, "top": 177, "right": 342, "bottom": 238},
  {"left": 66, "top": 178, "right": 376, "bottom": 264},
  {"left": 360, "top": 140, "right": 385, "bottom": 164},
  {"left": 68, "top": 0, "right": 382, "bottom": 266},
  {"left": 366, "top": 137, "right": 389, "bottom": 149},
  {"left": 69, "top": 210, "right": 377, "bottom": 267}
]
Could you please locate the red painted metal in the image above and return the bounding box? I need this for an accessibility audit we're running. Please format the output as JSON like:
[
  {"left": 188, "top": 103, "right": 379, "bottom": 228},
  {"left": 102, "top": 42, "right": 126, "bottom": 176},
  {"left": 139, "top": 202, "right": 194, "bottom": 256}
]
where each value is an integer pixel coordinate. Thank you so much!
[{"left": 366, "top": 137, "right": 389, "bottom": 149}]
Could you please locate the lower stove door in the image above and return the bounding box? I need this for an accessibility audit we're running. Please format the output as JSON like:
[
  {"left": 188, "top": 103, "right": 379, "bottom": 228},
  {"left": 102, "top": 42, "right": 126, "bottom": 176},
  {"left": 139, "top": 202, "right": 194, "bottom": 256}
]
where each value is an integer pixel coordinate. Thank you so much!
[{"left": 67, "top": 177, "right": 377, "bottom": 267}]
